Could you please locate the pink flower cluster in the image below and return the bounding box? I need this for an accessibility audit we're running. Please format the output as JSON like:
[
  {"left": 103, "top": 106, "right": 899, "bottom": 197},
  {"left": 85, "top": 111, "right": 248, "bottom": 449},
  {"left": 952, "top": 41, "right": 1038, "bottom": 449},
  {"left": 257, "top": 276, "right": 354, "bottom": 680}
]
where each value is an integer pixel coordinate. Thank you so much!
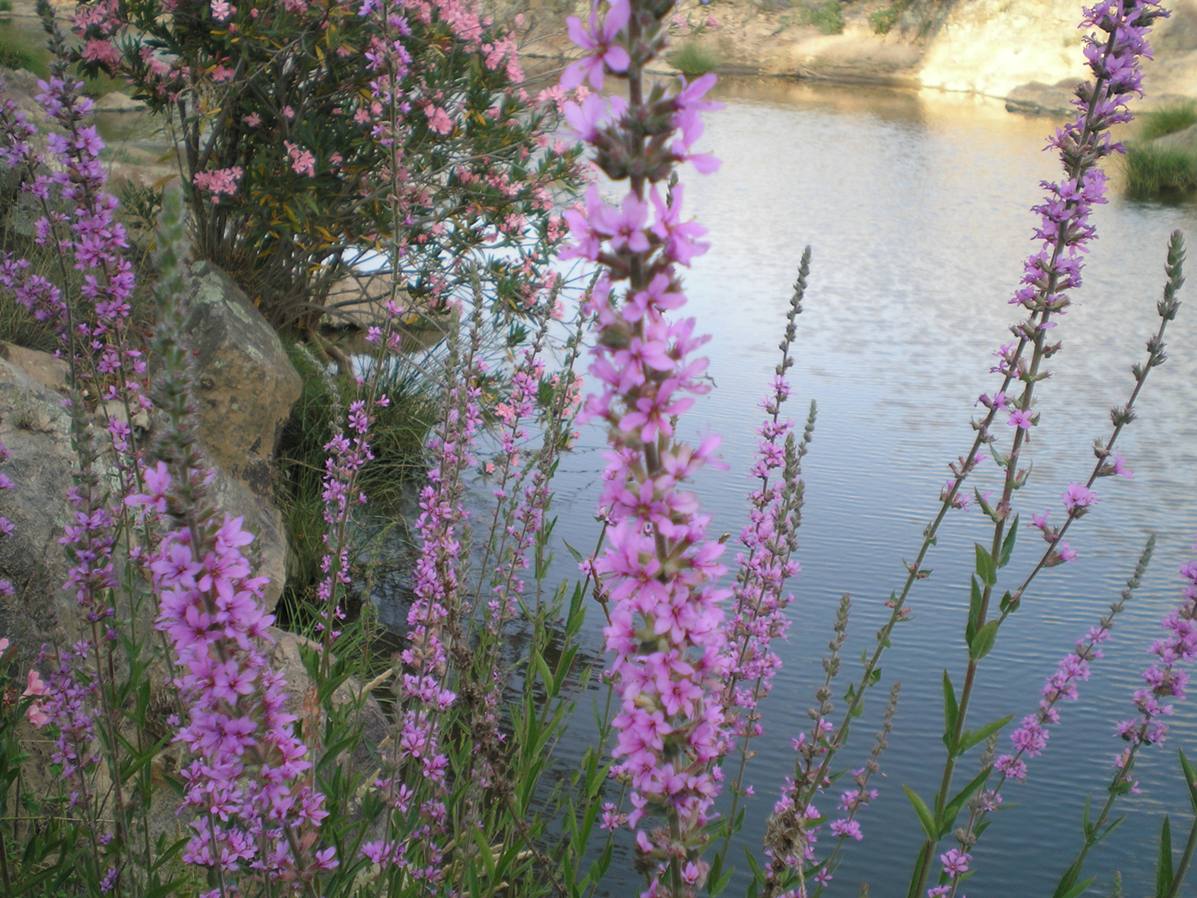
[
  {"left": 130, "top": 464, "right": 333, "bottom": 888},
  {"left": 317, "top": 399, "right": 379, "bottom": 642},
  {"left": 193, "top": 166, "right": 244, "bottom": 203},
  {"left": 562, "top": 0, "right": 729, "bottom": 889},
  {"left": 365, "top": 353, "right": 482, "bottom": 881},
  {"left": 285, "top": 141, "right": 317, "bottom": 177},
  {"left": 721, "top": 368, "right": 805, "bottom": 755},
  {"left": 995, "top": 623, "right": 1111, "bottom": 782},
  {"left": 1115, "top": 548, "right": 1197, "bottom": 758}
]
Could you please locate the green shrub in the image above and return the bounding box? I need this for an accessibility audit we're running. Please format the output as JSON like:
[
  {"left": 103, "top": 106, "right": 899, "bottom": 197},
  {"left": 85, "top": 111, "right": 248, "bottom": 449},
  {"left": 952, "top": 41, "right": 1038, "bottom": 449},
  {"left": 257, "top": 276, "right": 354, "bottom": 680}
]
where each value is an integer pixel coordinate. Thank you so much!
[
  {"left": 79, "top": 0, "right": 582, "bottom": 335},
  {"left": 666, "top": 40, "right": 721, "bottom": 76},
  {"left": 870, "top": 6, "right": 900, "bottom": 34},
  {"left": 1138, "top": 101, "right": 1197, "bottom": 142},
  {"left": 799, "top": 0, "right": 844, "bottom": 34},
  {"left": 0, "top": 28, "right": 47, "bottom": 76},
  {"left": 1123, "top": 144, "right": 1197, "bottom": 199}
]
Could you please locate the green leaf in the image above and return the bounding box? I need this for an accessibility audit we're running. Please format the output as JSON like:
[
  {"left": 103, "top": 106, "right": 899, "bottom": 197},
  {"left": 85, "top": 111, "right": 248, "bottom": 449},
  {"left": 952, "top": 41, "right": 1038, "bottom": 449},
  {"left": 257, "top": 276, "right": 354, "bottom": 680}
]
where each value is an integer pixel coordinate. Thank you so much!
[
  {"left": 968, "top": 577, "right": 983, "bottom": 641},
  {"left": 969, "top": 620, "right": 1000, "bottom": 661},
  {"left": 942, "top": 766, "right": 992, "bottom": 833},
  {"left": 1156, "top": 816, "right": 1174, "bottom": 898},
  {"left": 942, "top": 670, "right": 959, "bottom": 748},
  {"left": 903, "top": 785, "right": 938, "bottom": 840},
  {"left": 1055, "top": 877, "right": 1097, "bottom": 898},
  {"left": 975, "top": 544, "right": 997, "bottom": 586},
  {"left": 1180, "top": 749, "right": 1197, "bottom": 815},
  {"left": 958, "top": 715, "right": 1014, "bottom": 755},
  {"left": 532, "top": 651, "right": 555, "bottom": 694},
  {"left": 1097, "top": 815, "right": 1127, "bottom": 845},
  {"left": 1000, "top": 517, "right": 1019, "bottom": 567}
]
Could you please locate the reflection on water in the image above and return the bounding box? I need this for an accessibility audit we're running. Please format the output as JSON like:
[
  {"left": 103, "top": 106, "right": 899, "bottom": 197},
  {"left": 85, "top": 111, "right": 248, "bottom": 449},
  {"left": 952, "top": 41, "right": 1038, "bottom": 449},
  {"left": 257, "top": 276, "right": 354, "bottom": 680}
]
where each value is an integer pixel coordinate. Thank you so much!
[{"left": 536, "top": 77, "right": 1197, "bottom": 896}]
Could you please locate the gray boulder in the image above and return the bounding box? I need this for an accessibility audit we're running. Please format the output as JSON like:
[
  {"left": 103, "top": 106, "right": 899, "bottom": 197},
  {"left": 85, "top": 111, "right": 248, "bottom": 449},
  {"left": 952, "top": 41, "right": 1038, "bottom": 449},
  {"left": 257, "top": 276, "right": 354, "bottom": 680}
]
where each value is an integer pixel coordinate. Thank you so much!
[
  {"left": 0, "top": 354, "right": 80, "bottom": 663},
  {"left": 183, "top": 261, "right": 301, "bottom": 498},
  {"left": 181, "top": 262, "right": 301, "bottom": 603}
]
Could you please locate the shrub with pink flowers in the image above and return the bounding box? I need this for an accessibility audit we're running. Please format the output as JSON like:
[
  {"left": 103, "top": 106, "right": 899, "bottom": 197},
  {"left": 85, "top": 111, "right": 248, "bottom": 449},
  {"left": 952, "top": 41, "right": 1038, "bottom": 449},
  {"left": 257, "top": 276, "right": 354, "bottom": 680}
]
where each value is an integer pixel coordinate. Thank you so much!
[
  {"left": 72, "top": 0, "right": 583, "bottom": 332},
  {"left": 0, "top": 0, "right": 1196, "bottom": 897}
]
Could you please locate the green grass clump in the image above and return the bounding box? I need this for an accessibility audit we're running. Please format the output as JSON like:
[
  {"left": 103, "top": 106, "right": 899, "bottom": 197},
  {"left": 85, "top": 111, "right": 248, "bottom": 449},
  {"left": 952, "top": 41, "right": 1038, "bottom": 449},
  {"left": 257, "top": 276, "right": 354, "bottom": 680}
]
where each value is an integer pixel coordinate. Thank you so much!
[
  {"left": 666, "top": 40, "right": 720, "bottom": 76},
  {"left": 275, "top": 342, "right": 436, "bottom": 622},
  {"left": 1123, "top": 144, "right": 1197, "bottom": 200},
  {"left": 0, "top": 29, "right": 44, "bottom": 76},
  {"left": 0, "top": 1, "right": 14, "bottom": 16},
  {"left": 870, "top": 7, "right": 899, "bottom": 33},
  {"left": 870, "top": 0, "right": 912, "bottom": 34},
  {"left": 799, "top": 0, "right": 843, "bottom": 34},
  {"left": 1138, "top": 101, "right": 1197, "bottom": 142}
]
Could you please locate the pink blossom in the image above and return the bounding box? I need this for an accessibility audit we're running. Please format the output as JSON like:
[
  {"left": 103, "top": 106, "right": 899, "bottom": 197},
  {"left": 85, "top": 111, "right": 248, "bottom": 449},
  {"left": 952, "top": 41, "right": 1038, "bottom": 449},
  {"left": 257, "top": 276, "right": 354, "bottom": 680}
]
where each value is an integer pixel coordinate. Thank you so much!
[{"left": 285, "top": 141, "right": 316, "bottom": 177}]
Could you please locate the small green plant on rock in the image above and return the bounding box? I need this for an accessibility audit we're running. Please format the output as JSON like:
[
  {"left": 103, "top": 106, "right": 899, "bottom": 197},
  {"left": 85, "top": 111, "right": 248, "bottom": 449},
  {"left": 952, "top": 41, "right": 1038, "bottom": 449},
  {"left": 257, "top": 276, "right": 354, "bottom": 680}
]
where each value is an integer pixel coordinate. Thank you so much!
[
  {"left": 799, "top": 0, "right": 844, "bottom": 34},
  {"left": 870, "top": 0, "right": 911, "bottom": 34}
]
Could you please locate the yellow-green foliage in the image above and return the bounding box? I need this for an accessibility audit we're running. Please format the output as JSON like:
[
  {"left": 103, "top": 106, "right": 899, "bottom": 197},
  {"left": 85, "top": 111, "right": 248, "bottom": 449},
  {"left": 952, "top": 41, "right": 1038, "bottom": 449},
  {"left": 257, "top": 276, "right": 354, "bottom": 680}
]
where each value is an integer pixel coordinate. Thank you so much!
[
  {"left": 1138, "top": 101, "right": 1197, "bottom": 142},
  {"left": 666, "top": 40, "right": 721, "bottom": 76},
  {"left": 799, "top": 0, "right": 843, "bottom": 34},
  {"left": 1124, "top": 144, "right": 1197, "bottom": 199}
]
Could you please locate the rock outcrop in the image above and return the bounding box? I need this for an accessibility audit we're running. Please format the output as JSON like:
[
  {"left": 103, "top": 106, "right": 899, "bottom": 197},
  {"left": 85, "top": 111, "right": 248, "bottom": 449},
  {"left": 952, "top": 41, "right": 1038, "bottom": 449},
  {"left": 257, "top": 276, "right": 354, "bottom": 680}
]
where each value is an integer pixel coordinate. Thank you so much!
[
  {"left": 184, "top": 261, "right": 301, "bottom": 486},
  {"left": 0, "top": 262, "right": 302, "bottom": 675},
  {"left": 501, "top": 0, "right": 1197, "bottom": 114},
  {"left": 182, "top": 261, "right": 300, "bottom": 597},
  {"left": 0, "top": 352, "right": 83, "bottom": 666}
]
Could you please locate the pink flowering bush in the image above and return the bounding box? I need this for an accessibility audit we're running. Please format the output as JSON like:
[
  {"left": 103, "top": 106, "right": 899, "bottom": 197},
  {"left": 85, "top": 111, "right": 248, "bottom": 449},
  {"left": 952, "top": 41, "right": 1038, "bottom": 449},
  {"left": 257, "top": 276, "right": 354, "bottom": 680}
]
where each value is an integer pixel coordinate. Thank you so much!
[{"left": 73, "top": 0, "right": 583, "bottom": 331}]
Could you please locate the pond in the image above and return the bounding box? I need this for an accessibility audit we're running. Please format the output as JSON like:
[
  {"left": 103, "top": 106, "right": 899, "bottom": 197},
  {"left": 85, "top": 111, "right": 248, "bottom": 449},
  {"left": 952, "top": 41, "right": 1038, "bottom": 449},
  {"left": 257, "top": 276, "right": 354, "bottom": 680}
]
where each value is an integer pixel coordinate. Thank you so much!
[{"left": 527, "top": 76, "right": 1197, "bottom": 896}]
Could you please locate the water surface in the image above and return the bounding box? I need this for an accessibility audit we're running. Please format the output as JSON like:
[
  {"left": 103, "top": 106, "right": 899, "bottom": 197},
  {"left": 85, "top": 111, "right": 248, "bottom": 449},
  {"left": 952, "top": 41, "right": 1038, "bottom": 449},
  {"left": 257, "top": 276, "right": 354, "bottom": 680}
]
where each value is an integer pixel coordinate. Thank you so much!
[{"left": 540, "top": 77, "right": 1197, "bottom": 897}]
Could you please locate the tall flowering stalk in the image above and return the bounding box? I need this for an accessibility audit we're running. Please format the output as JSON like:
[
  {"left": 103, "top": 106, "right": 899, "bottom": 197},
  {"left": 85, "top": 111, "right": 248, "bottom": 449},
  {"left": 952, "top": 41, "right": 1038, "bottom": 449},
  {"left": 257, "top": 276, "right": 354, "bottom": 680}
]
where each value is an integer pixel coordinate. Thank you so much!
[
  {"left": 720, "top": 250, "right": 812, "bottom": 764},
  {"left": 365, "top": 307, "right": 483, "bottom": 888},
  {"left": 130, "top": 190, "right": 332, "bottom": 895},
  {"left": 810, "top": 0, "right": 1169, "bottom": 823},
  {"left": 932, "top": 538, "right": 1154, "bottom": 898},
  {"left": 761, "top": 593, "right": 851, "bottom": 895},
  {"left": 464, "top": 310, "right": 587, "bottom": 793},
  {"left": 561, "top": 0, "right": 728, "bottom": 890},
  {"left": 709, "top": 258, "right": 816, "bottom": 880},
  {"left": 0, "top": 11, "right": 167, "bottom": 886},
  {"left": 909, "top": 225, "right": 1184, "bottom": 898},
  {"left": 1049, "top": 541, "right": 1197, "bottom": 897},
  {"left": 810, "top": 681, "right": 900, "bottom": 895}
]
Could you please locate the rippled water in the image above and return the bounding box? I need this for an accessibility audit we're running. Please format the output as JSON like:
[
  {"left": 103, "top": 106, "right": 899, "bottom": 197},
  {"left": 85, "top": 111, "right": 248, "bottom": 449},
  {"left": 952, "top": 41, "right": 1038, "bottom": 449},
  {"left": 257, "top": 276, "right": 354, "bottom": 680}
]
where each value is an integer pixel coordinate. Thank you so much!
[{"left": 540, "top": 78, "right": 1197, "bottom": 897}]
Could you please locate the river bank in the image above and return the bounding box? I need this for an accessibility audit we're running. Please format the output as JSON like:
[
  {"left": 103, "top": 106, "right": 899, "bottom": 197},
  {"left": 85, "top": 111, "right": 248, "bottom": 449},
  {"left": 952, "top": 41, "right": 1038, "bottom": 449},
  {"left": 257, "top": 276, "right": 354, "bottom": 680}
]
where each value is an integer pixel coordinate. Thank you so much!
[{"left": 496, "top": 0, "right": 1197, "bottom": 115}]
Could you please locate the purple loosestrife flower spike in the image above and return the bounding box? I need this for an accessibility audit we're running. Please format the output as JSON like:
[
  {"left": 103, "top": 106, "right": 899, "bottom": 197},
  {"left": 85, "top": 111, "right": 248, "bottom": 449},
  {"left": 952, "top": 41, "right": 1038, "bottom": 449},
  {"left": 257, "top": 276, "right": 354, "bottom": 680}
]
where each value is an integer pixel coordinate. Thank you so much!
[
  {"left": 939, "top": 538, "right": 1153, "bottom": 898},
  {"left": 1052, "top": 536, "right": 1196, "bottom": 897},
  {"left": 128, "top": 188, "right": 332, "bottom": 891},
  {"left": 784, "top": 15, "right": 1172, "bottom": 880},
  {"left": 562, "top": 0, "right": 729, "bottom": 892},
  {"left": 0, "top": 440, "right": 13, "bottom": 599},
  {"left": 366, "top": 308, "right": 484, "bottom": 885},
  {"left": 721, "top": 249, "right": 811, "bottom": 751}
]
